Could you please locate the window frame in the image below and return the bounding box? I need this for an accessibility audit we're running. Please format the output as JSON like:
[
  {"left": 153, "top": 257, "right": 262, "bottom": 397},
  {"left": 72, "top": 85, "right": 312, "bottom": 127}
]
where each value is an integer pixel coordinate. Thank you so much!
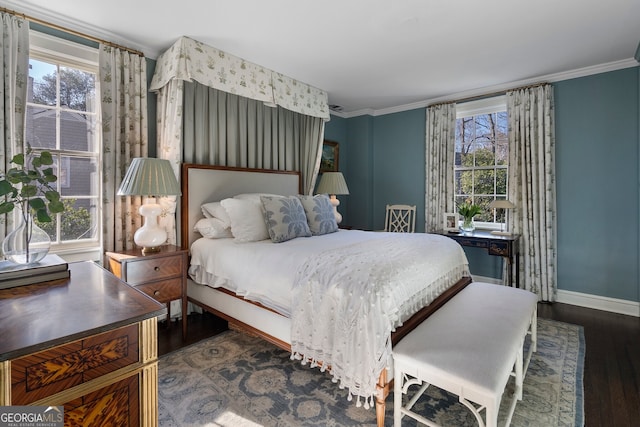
[
  {"left": 455, "top": 96, "right": 508, "bottom": 231},
  {"left": 27, "top": 31, "right": 102, "bottom": 262}
]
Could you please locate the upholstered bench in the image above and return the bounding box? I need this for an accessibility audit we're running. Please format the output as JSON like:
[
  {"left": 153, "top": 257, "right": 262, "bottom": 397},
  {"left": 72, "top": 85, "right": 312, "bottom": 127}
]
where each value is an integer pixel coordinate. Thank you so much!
[{"left": 393, "top": 282, "right": 538, "bottom": 427}]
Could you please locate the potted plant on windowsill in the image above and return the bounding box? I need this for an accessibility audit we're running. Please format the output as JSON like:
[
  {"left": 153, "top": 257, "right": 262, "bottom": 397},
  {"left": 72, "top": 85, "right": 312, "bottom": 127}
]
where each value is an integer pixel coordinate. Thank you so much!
[
  {"left": 458, "top": 202, "right": 482, "bottom": 233},
  {"left": 0, "top": 147, "right": 64, "bottom": 265}
]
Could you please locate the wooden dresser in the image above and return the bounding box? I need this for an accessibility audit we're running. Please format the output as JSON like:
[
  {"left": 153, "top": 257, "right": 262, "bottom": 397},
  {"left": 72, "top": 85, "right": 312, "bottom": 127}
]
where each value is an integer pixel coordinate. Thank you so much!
[{"left": 0, "top": 261, "right": 166, "bottom": 426}]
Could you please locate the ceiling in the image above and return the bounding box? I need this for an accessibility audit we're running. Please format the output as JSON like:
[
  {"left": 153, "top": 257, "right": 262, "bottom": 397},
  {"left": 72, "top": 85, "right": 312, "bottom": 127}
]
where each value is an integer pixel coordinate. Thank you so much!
[{"left": 6, "top": 0, "right": 640, "bottom": 115}]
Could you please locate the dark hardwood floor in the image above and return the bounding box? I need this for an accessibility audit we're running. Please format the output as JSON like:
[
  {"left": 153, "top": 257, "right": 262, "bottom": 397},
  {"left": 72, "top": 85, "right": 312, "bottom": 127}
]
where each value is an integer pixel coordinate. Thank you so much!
[
  {"left": 536, "top": 303, "right": 640, "bottom": 427},
  {"left": 158, "top": 303, "right": 640, "bottom": 427},
  {"left": 157, "top": 311, "right": 228, "bottom": 357}
]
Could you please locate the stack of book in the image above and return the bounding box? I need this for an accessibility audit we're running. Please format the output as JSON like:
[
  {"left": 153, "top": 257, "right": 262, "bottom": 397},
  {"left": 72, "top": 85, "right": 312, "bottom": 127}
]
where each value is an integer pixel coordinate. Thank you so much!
[{"left": 0, "top": 254, "right": 70, "bottom": 290}]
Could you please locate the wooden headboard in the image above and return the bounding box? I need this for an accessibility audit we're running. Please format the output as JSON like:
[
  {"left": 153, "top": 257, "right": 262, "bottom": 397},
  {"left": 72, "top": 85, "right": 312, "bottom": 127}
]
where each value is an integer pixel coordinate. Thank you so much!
[{"left": 180, "top": 164, "right": 302, "bottom": 250}]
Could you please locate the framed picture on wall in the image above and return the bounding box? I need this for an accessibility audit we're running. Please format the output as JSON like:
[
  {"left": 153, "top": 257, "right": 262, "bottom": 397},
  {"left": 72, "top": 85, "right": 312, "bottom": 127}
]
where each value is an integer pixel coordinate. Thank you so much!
[
  {"left": 443, "top": 212, "right": 460, "bottom": 233},
  {"left": 320, "top": 140, "right": 339, "bottom": 172}
]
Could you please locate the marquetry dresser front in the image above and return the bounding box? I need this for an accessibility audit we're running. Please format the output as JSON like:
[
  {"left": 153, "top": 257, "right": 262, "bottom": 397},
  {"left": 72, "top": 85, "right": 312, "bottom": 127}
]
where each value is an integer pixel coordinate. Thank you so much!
[{"left": 0, "top": 261, "right": 166, "bottom": 427}]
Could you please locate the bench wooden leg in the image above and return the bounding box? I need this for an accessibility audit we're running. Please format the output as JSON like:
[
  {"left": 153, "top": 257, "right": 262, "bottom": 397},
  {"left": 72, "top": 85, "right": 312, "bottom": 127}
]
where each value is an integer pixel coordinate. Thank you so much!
[{"left": 376, "top": 368, "right": 387, "bottom": 427}]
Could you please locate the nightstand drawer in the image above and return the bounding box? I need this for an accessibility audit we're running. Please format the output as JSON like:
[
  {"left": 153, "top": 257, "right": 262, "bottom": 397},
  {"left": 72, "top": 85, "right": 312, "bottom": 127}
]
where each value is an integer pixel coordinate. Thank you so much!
[
  {"left": 124, "top": 255, "right": 183, "bottom": 284},
  {"left": 135, "top": 278, "right": 182, "bottom": 303}
]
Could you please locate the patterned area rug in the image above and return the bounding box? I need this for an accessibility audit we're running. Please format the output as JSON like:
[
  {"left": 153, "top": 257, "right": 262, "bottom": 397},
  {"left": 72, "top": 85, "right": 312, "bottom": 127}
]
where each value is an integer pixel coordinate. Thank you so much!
[{"left": 158, "top": 318, "right": 584, "bottom": 426}]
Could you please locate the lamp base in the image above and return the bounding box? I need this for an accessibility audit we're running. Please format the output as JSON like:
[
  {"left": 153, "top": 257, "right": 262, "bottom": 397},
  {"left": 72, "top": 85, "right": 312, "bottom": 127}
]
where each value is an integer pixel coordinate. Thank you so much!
[
  {"left": 134, "top": 200, "right": 168, "bottom": 253},
  {"left": 141, "top": 246, "right": 162, "bottom": 255},
  {"left": 328, "top": 194, "right": 342, "bottom": 224}
]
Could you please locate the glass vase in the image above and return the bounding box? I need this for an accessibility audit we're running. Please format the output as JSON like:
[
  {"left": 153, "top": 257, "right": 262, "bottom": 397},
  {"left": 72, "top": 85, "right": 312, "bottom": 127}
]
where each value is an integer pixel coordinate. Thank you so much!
[
  {"left": 461, "top": 217, "right": 475, "bottom": 233},
  {"left": 2, "top": 214, "right": 51, "bottom": 265}
]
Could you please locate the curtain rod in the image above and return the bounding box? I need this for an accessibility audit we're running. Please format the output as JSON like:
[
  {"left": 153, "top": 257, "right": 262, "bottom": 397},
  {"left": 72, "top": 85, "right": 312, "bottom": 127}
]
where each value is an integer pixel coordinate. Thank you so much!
[
  {"left": 0, "top": 6, "right": 144, "bottom": 57},
  {"left": 429, "top": 82, "right": 548, "bottom": 107}
]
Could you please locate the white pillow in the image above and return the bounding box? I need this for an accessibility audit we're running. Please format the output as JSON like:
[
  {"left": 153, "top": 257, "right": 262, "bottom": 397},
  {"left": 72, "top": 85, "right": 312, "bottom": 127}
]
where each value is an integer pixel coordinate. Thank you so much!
[
  {"left": 194, "top": 218, "right": 233, "bottom": 239},
  {"left": 261, "top": 195, "right": 311, "bottom": 243},
  {"left": 201, "top": 201, "right": 231, "bottom": 226},
  {"left": 220, "top": 198, "right": 270, "bottom": 242}
]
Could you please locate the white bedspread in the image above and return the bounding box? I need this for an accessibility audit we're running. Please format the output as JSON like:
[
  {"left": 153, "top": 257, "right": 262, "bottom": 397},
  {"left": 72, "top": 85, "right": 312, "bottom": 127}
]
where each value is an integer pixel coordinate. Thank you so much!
[
  {"left": 290, "top": 232, "right": 469, "bottom": 407},
  {"left": 189, "top": 230, "right": 470, "bottom": 406}
]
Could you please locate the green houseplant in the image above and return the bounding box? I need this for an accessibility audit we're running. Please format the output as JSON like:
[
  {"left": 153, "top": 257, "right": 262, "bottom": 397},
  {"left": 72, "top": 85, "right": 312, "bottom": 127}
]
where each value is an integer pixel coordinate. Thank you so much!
[
  {"left": 458, "top": 202, "right": 482, "bottom": 232},
  {"left": 0, "top": 148, "right": 64, "bottom": 264}
]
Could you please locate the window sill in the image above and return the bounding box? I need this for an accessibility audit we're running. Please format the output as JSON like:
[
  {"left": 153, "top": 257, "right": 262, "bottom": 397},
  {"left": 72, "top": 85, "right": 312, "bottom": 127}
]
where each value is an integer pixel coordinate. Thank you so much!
[{"left": 50, "top": 246, "right": 102, "bottom": 263}]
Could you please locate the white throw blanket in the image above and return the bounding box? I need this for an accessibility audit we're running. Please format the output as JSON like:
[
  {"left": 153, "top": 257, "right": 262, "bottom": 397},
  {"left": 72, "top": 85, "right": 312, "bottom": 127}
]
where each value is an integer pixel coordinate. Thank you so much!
[{"left": 290, "top": 233, "right": 470, "bottom": 408}]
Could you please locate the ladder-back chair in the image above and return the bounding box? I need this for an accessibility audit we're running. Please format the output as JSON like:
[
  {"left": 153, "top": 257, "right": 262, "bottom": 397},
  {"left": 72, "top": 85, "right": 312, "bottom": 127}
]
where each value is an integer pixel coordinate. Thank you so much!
[{"left": 384, "top": 204, "right": 416, "bottom": 233}]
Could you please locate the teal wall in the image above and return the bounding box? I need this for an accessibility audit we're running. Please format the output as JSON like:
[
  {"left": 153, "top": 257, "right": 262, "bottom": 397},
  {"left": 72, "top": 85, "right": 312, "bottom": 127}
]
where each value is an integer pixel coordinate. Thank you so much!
[
  {"left": 554, "top": 68, "right": 639, "bottom": 301},
  {"left": 373, "top": 109, "right": 427, "bottom": 230},
  {"left": 325, "top": 66, "right": 640, "bottom": 303}
]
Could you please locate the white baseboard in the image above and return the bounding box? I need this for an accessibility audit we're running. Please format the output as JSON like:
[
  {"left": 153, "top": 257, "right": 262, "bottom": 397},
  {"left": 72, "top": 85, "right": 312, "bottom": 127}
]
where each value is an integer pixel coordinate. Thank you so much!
[
  {"left": 557, "top": 289, "right": 640, "bottom": 318},
  {"left": 471, "top": 275, "right": 640, "bottom": 318}
]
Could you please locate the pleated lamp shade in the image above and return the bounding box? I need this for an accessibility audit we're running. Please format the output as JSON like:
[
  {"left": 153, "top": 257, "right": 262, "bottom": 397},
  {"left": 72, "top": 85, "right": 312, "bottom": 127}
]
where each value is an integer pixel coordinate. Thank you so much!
[
  {"left": 316, "top": 172, "right": 349, "bottom": 195},
  {"left": 117, "top": 158, "right": 181, "bottom": 197}
]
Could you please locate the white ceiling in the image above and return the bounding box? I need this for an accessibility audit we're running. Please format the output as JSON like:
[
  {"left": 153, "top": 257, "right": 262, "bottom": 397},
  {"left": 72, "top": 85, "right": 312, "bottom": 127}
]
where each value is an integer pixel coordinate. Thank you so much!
[{"left": 6, "top": 0, "right": 640, "bottom": 115}]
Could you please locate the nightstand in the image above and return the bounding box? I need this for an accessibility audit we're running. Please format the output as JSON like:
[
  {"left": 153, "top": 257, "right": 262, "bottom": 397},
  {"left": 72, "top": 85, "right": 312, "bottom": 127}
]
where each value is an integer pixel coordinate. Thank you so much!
[{"left": 106, "top": 244, "right": 188, "bottom": 339}]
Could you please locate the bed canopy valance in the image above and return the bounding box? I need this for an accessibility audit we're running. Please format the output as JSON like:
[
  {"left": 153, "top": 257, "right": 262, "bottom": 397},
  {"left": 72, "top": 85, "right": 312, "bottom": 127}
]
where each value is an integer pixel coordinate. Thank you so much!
[{"left": 150, "top": 36, "right": 330, "bottom": 120}]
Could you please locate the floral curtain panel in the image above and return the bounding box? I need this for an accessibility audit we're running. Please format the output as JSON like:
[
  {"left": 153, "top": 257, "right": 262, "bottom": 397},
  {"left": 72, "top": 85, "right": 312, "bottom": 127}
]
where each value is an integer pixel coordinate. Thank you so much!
[
  {"left": 150, "top": 36, "right": 330, "bottom": 121},
  {"left": 0, "top": 13, "right": 29, "bottom": 243},
  {"left": 425, "top": 103, "right": 457, "bottom": 233},
  {"left": 507, "top": 84, "right": 557, "bottom": 301},
  {"left": 99, "top": 45, "right": 148, "bottom": 253},
  {"left": 156, "top": 79, "right": 184, "bottom": 245}
]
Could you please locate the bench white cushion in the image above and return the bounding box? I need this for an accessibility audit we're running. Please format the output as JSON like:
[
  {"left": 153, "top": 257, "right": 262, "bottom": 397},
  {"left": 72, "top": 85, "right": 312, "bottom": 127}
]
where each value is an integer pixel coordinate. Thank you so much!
[{"left": 393, "top": 282, "right": 538, "bottom": 425}]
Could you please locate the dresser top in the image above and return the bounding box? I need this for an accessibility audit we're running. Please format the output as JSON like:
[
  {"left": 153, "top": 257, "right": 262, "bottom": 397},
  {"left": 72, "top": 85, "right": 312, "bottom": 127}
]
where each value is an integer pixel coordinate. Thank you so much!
[{"left": 0, "top": 261, "right": 166, "bottom": 361}]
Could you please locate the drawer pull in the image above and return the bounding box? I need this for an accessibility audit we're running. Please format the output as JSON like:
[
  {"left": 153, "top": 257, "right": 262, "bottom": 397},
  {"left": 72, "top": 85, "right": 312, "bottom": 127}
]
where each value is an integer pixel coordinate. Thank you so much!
[
  {"left": 154, "top": 290, "right": 160, "bottom": 296},
  {"left": 154, "top": 266, "right": 160, "bottom": 271}
]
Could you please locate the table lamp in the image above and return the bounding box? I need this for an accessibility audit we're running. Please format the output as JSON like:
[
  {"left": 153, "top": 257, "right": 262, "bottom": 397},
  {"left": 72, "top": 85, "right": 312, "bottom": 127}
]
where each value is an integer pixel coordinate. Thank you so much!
[
  {"left": 489, "top": 199, "right": 515, "bottom": 236},
  {"left": 316, "top": 172, "right": 349, "bottom": 224},
  {"left": 117, "top": 158, "right": 181, "bottom": 254}
]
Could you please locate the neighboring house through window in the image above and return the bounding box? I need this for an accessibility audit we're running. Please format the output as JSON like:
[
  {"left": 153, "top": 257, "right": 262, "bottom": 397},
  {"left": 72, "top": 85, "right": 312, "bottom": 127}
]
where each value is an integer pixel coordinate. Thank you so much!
[
  {"left": 25, "top": 31, "right": 101, "bottom": 261},
  {"left": 454, "top": 96, "right": 508, "bottom": 230}
]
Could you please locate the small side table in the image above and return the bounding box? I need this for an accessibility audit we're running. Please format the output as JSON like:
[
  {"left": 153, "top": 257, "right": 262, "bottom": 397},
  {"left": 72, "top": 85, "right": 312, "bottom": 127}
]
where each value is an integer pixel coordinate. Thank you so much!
[
  {"left": 439, "top": 230, "right": 520, "bottom": 288},
  {"left": 106, "top": 244, "right": 188, "bottom": 339}
]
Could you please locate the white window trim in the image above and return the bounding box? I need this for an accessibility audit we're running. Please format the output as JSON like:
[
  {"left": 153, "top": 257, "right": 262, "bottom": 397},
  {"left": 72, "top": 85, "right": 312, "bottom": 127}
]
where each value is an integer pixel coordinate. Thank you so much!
[{"left": 456, "top": 95, "right": 507, "bottom": 118}]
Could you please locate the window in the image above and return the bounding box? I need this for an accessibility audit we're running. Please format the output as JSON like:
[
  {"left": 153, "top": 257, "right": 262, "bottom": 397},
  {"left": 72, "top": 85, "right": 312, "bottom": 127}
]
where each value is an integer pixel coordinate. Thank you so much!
[
  {"left": 455, "top": 96, "right": 508, "bottom": 229},
  {"left": 25, "top": 32, "right": 101, "bottom": 260}
]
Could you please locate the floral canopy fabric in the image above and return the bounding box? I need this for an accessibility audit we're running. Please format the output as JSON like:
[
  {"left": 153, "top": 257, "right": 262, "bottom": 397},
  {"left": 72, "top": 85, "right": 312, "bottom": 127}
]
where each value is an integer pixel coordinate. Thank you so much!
[{"left": 150, "top": 36, "right": 330, "bottom": 121}]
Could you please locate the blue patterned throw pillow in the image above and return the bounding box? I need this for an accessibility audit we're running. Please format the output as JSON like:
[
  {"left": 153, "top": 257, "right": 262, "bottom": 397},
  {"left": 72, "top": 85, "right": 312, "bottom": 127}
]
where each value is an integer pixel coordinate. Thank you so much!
[
  {"left": 297, "top": 194, "right": 338, "bottom": 235},
  {"left": 260, "top": 196, "right": 312, "bottom": 243}
]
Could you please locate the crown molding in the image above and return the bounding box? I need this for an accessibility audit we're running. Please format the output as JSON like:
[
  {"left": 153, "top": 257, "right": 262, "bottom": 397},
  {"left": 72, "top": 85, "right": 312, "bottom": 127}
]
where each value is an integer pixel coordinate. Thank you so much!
[
  {"left": 2, "top": 0, "right": 158, "bottom": 57},
  {"left": 343, "top": 58, "right": 640, "bottom": 118}
]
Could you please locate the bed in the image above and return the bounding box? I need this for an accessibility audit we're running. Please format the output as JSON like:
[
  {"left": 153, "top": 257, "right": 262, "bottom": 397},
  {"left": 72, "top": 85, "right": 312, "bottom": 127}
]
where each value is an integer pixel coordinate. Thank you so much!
[{"left": 180, "top": 163, "right": 472, "bottom": 426}]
